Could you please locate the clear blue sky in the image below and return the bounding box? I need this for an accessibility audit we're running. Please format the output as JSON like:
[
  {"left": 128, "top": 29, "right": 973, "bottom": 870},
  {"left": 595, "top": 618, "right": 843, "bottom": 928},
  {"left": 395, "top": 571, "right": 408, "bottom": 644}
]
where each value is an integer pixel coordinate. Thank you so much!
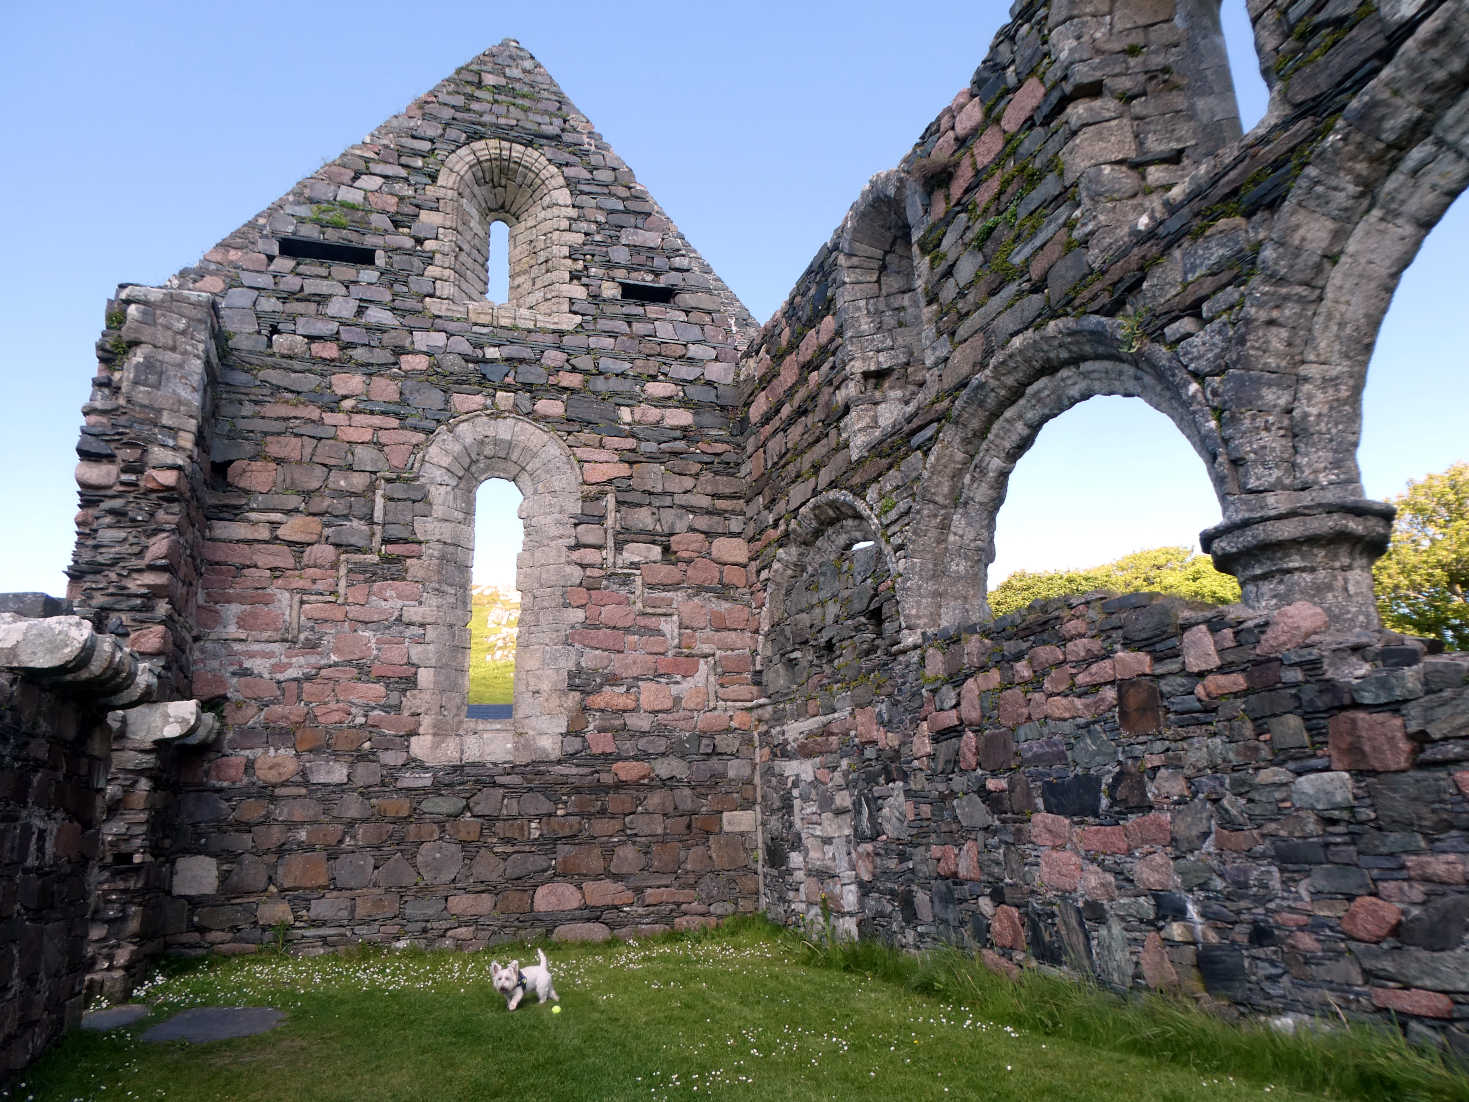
[{"left": 2, "top": 1, "right": 1462, "bottom": 598}]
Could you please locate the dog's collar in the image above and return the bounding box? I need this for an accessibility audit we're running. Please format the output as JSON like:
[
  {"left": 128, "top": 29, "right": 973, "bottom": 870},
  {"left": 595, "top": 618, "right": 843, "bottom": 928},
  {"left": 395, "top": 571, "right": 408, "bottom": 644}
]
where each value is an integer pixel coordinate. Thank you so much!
[{"left": 513, "top": 975, "right": 527, "bottom": 993}]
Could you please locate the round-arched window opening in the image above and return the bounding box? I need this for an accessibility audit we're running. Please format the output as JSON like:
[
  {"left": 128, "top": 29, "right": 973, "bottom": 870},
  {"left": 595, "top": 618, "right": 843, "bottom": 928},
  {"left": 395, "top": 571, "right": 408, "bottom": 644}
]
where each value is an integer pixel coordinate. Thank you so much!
[
  {"left": 487, "top": 219, "right": 510, "bottom": 304},
  {"left": 986, "top": 396, "right": 1228, "bottom": 615},
  {"left": 468, "top": 477, "right": 523, "bottom": 719}
]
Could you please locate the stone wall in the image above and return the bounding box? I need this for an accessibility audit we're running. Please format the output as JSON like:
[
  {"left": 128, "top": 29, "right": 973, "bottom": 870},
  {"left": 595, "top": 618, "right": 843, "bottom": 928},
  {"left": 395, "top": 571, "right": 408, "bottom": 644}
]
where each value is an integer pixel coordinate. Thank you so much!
[
  {"left": 88, "top": 698, "right": 218, "bottom": 1002},
  {"left": 70, "top": 287, "right": 221, "bottom": 700},
  {"left": 63, "top": 39, "right": 763, "bottom": 957},
  {"left": 742, "top": 0, "right": 1469, "bottom": 633},
  {"left": 0, "top": 674, "right": 106, "bottom": 1075},
  {"left": 24, "top": 0, "right": 1469, "bottom": 1068},
  {"left": 744, "top": 0, "right": 1469, "bottom": 1048},
  {"left": 0, "top": 606, "right": 159, "bottom": 1075},
  {"left": 759, "top": 592, "right": 1469, "bottom": 1052}
]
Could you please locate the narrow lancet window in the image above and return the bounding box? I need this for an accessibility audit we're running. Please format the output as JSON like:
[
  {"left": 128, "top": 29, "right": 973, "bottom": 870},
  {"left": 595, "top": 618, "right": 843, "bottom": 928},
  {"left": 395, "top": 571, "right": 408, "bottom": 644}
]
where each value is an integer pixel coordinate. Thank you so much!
[
  {"left": 487, "top": 219, "right": 510, "bottom": 304},
  {"left": 468, "top": 477, "right": 523, "bottom": 720},
  {"left": 1220, "top": 0, "right": 1268, "bottom": 130}
]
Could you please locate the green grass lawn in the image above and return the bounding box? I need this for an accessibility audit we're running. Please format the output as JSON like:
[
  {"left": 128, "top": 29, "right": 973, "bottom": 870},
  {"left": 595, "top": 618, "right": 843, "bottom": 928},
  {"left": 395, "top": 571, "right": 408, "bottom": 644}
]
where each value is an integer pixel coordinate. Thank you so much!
[
  {"left": 10, "top": 922, "right": 1466, "bottom": 1102},
  {"left": 467, "top": 596, "right": 514, "bottom": 706}
]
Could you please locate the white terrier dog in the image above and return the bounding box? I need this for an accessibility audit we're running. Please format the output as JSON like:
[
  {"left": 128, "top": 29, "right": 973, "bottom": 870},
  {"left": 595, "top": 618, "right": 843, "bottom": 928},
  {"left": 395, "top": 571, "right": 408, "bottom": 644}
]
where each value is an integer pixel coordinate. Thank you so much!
[{"left": 490, "top": 948, "right": 559, "bottom": 1011}]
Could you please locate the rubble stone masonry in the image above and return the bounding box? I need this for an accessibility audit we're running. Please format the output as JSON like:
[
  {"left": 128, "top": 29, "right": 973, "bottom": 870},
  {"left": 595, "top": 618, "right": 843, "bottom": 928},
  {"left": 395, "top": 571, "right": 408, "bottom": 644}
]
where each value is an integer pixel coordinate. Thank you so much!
[
  {"left": 0, "top": 669, "right": 109, "bottom": 1075},
  {"left": 61, "top": 39, "right": 762, "bottom": 970},
  {"left": 744, "top": 0, "right": 1468, "bottom": 1053},
  {"left": 0, "top": 605, "right": 169, "bottom": 1074},
  {"left": 759, "top": 586, "right": 1469, "bottom": 1051},
  {"left": 3, "top": 0, "right": 1468, "bottom": 1078}
]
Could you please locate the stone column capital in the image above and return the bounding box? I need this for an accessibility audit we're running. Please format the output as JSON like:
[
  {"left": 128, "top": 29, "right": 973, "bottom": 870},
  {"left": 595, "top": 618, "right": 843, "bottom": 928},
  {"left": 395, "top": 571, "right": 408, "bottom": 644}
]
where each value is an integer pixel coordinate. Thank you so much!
[{"left": 1201, "top": 497, "right": 1394, "bottom": 629}]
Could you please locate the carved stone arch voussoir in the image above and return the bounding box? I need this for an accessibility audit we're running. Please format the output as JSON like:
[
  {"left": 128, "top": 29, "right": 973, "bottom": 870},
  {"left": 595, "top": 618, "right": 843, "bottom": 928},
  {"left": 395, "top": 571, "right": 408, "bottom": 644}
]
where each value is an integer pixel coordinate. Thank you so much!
[{"left": 432, "top": 138, "right": 582, "bottom": 325}]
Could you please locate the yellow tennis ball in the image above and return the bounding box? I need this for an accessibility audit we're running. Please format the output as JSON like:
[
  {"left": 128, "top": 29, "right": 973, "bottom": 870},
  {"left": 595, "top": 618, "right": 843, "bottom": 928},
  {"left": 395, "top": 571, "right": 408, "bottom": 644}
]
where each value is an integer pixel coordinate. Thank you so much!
[{"left": 552, "top": 1005, "right": 562, "bottom": 1014}]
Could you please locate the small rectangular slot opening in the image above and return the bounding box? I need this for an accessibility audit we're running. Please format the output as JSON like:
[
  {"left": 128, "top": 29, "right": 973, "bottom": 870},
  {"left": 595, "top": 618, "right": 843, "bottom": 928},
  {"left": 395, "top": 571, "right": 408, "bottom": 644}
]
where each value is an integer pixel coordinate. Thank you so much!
[
  {"left": 278, "top": 237, "right": 378, "bottom": 265},
  {"left": 618, "top": 281, "right": 676, "bottom": 304}
]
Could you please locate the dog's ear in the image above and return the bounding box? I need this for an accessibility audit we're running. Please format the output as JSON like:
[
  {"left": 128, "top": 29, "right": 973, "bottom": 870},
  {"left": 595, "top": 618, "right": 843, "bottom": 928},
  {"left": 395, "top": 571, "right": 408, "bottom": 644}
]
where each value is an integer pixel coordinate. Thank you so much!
[
  {"left": 490, "top": 960, "right": 501, "bottom": 972},
  {"left": 509, "top": 959, "right": 520, "bottom": 972}
]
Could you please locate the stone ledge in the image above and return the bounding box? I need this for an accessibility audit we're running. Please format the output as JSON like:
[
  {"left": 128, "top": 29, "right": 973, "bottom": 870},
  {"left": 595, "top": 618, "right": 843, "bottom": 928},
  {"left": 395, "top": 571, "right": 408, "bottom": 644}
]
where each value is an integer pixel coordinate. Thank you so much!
[
  {"left": 127, "top": 701, "right": 219, "bottom": 748},
  {"left": 0, "top": 613, "right": 154, "bottom": 708}
]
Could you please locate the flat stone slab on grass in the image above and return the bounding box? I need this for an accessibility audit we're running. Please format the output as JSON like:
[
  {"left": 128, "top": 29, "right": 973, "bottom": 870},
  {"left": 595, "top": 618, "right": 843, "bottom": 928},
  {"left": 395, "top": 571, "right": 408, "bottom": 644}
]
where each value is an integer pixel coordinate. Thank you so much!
[
  {"left": 81, "top": 1004, "right": 150, "bottom": 1031},
  {"left": 142, "top": 1007, "right": 284, "bottom": 1043}
]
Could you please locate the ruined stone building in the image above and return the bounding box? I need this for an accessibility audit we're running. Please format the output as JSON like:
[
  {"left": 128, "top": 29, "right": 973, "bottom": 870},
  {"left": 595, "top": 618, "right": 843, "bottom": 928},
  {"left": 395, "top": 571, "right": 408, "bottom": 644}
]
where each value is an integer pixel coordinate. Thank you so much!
[{"left": 4, "top": 0, "right": 1469, "bottom": 1075}]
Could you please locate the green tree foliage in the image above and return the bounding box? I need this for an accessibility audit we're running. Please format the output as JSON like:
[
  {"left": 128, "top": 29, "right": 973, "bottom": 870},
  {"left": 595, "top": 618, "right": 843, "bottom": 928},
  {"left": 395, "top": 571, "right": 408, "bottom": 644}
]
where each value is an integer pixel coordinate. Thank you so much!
[
  {"left": 987, "top": 546, "right": 1241, "bottom": 617},
  {"left": 1373, "top": 462, "right": 1469, "bottom": 650},
  {"left": 467, "top": 591, "right": 516, "bottom": 704}
]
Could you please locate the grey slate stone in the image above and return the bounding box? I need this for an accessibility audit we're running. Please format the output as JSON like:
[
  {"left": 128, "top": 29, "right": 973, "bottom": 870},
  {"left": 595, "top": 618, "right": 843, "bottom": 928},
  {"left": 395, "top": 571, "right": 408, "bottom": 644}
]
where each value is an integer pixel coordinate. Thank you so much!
[
  {"left": 82, "top": 1005, "right": 150, "bottom": 1031},
  {"left": 143, "top": 1007, "right": 284, "bottom": 1043},
  {"left": 1292, "top": 771, "right": 1353, "bottom": 810},
  {"left": 1354, "top": 948, "right": 1469, "bottom": 992}
]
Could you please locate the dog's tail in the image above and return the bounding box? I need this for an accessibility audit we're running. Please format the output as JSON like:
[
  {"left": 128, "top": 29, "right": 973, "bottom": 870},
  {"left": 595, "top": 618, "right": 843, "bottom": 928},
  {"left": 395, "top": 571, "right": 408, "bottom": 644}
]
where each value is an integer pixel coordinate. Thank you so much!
[{"left": 537, "top": 948, "right": 548, "bottom": 968}]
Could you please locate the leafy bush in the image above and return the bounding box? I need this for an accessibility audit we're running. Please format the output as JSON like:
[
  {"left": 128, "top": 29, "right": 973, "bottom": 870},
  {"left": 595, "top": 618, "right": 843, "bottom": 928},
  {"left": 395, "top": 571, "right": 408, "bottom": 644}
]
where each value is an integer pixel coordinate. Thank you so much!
[
  {"left": 1375, "top": 462, "right": 1469, "bottom": 650},
  {"left": 988, "top": 545, "right": 1240, "bottom": 617},
  {"left": 467, "top": 593, "right": 515, "bottom": 704}
]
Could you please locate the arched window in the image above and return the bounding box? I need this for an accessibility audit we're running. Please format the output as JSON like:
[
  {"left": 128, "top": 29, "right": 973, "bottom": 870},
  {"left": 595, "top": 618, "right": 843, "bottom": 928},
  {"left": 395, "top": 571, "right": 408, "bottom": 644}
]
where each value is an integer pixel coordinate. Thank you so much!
[
  {"left": 906, "top": 318, "right": 1232, "bottom": 630},
  {"left": 467, "top": 478, "right": 523, "bottom": 721},
  {"left": 432, "top": 139, "right": 582, "bottom": 328},
  {"left": 987, "top": 396, "right": 1229, "bottom": 614},
  {"left": 486, "top": 219, "right": 511, "bottom": 304},
  {"left": 406, "top": 413, "right": 582, "bottom": 766},
  {"left": 761, "top": 492, "right": 903, "bottom": 722}
]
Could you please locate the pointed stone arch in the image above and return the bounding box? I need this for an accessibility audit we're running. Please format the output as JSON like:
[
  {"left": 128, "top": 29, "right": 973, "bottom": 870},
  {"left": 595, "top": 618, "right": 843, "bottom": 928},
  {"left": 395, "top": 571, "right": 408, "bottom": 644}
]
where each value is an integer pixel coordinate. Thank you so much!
[
  {"left": 407, "top": 412, "right": 583, "bottom": 764},
  {"left": 905, "top": 317, "right": 1231, "bottom": 631},
  {"left": 429, "top": 138, "right": 583, "bottom": 329}
]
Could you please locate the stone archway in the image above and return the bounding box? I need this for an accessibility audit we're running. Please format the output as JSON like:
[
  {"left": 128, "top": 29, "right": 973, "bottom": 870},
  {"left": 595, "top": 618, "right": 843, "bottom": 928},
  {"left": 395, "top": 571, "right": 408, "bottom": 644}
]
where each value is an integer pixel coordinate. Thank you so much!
[
  {"left": 756, "top": 490, "right": 905, "bottom": 938},
  {"left": 431, "top": 138, "right": 583, "bottom": 329},
  {"left": 760, "top": 489, "right": 906, "bottom": 706},
  {"left": 1209, "top": 1, "right": 1469, "bottom": 624},
  {"left": 905, "top": 317, "right": 1230, "bottom": 631}
]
